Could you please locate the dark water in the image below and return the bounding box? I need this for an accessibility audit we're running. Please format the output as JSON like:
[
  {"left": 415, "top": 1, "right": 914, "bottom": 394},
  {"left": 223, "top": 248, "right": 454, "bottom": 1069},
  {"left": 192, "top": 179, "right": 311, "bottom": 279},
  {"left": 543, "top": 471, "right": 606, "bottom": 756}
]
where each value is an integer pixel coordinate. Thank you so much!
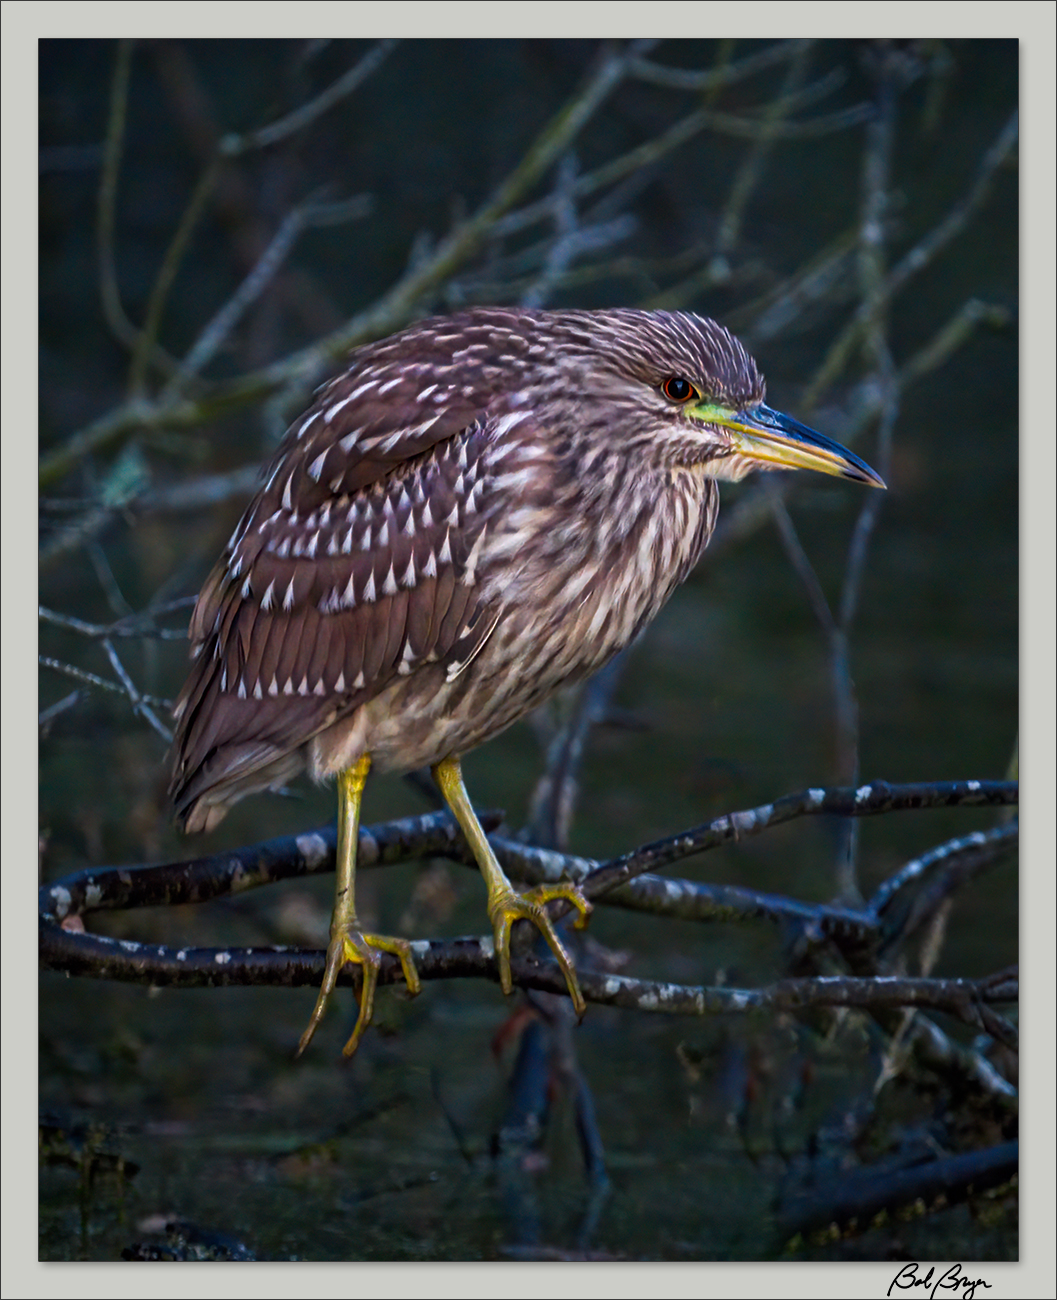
[{"left": 38, "top": 39, "right": 1017, "bottom": 1262}]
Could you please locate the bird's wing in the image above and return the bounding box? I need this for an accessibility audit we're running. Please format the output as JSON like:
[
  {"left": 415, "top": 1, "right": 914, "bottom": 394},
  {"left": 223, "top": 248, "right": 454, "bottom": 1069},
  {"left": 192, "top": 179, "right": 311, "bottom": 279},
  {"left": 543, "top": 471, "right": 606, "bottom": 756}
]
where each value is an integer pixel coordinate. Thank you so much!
[
  {"left": 259, "top": 360, "right": 485, "bottom": 514},
  {"left": 168, "top": 396, "right": 503, "bottom": 827}
]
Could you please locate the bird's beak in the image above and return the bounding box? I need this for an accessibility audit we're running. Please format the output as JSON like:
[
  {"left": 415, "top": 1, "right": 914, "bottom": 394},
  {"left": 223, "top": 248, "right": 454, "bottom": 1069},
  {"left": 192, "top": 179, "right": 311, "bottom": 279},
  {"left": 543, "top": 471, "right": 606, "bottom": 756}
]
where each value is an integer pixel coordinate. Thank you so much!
[{"left": 696, "top": 402, "right": 886, "bottom": 488}]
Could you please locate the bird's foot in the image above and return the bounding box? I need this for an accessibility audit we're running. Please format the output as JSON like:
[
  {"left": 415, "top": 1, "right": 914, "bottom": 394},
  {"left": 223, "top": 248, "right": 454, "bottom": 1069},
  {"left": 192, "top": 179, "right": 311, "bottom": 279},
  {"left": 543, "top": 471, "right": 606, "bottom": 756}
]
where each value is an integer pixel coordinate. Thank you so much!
[
  {"left": 488, "top": 882, "right": 592, "bottom": 1017},
  {"left": 297, "top": 928, "right": 421, "bottom": 1059}
]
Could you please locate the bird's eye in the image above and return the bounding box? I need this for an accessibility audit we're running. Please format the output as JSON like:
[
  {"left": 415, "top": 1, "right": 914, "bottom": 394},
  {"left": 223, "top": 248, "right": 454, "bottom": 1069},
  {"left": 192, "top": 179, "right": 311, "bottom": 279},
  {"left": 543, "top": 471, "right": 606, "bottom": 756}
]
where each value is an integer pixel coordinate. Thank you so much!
[{"left": 662, "top": 376, "right": 698, "bottom": 404}]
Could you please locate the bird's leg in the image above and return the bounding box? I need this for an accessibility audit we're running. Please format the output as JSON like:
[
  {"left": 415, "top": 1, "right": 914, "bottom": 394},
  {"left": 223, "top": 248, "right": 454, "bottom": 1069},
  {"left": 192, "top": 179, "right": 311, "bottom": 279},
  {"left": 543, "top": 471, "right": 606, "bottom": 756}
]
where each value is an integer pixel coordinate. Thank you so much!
[
  {"left": 432, "top": 755, "right": 591, "bottom": 1016},
  {"left": 296, "top": 753, "right": 421, "bottom": 1059}
]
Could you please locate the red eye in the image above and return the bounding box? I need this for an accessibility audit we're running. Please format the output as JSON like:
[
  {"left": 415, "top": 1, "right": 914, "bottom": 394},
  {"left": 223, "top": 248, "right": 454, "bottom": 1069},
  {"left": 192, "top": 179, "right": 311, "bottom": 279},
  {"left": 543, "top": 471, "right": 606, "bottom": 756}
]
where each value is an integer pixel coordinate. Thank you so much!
[{"left": 662, "top": 376, "right": 698, "bottom": 404}]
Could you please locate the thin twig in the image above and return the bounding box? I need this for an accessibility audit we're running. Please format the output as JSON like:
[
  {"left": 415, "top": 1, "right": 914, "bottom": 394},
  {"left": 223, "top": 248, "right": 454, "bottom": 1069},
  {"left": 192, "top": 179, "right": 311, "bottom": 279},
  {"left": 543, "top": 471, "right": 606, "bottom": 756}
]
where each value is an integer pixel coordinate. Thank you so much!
[
  {"left": 39, "top": 602, "right": 192, "bottom": 641},
  {"left": 100, "top": 638, "right": 173, "bottom": 741},
  {"left": 39, "top": 656, "right": 173, "bottom": 712},
  {"left": 767, "top": 490, "right": 837, "bottom": 636},
  {"left": 900, "top": 297, "right": 1013, "bottom": 385},
  {"left": 579, "top": 781, "right": 1018, "bottom": 907},
  {"left": 220, "top": 41, "right": 398, "bottom": 155},
  {"left": 39, "top": 691, "right": 84, "bottom": 732}
]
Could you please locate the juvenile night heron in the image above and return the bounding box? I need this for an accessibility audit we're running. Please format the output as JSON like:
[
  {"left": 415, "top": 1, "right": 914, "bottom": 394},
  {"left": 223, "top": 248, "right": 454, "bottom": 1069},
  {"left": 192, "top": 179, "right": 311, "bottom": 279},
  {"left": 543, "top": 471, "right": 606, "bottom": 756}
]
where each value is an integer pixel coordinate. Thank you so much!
[{"left": 169, "top": 307, "right": 883, "bottom": 1057}]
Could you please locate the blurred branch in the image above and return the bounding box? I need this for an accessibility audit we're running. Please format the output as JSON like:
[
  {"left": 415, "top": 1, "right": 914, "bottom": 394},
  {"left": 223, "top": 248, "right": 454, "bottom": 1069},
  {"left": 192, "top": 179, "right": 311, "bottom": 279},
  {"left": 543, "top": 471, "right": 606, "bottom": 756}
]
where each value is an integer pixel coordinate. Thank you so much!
[
  {"left": 127, "top": 43, "right": 397, "bottom": 400},
  {"left": 778, "top": 1140, "right": 1018, "bottom": 1245},
  {"left": 128, "top": 158, "right": 222, "bottom": 398},
  {"left": 38, "top": 691, "right": 85, "bottom": 733},
  {"left": 97, "top": 39, "right": 139, "bottom": 355},
  {"left": 525, "top": 655, "right": 628, "bottom": 850},
  {"left": 92, "top": 37, "right": 180, "bottom": 383},
  {"left": 517, "top": 152, "right": 637, "bottom": 310},
  {"left": 710, "top": 44, "right": 812, "bottom": 276},
  {"left": 40, "top": 43, "right": 987, "bottom": 492},
  {"left": 733, "top": 228, "right": 859, "bottom": 340},
  {"left": 826, "top": 56, "right": 898, "bottom": 896},
  {"left": 767, "top": 490, "right": 837, "bottom": 635},
  {"left": 712, "top": 284, "right": 1012, "bottom": 564},
  {"left": 627, "top": 39, "right": 812, "bottom": 91},
  {"left": 803, "top": 109, "right": 1018, "bottom": 408},
  {"left": 136, "top": 464, "right": 262, "bottom": 513},
  {"left": 39, "top": 40, "right": 649, "bottom": 490},
  {"left": 162, "top": 192, "right": 374, "bottom": 392},
  {"left": 902, "top": 1006, "right": 1018, "bottom": 1108},
  {"left": 497, "top": 61, "right": 868, "bottom": 248},
  {"left": 219, "top": 40, "right": 398, "bottom": 156},
  {"left": 869, "top": 822, "right": 1019, "bottom": 936},
  {"left": 39, "top": 600, "right": 193, "bottom": 641},
  {"left": 900, "top": 297, "right": 1013, "bottom": 384}
]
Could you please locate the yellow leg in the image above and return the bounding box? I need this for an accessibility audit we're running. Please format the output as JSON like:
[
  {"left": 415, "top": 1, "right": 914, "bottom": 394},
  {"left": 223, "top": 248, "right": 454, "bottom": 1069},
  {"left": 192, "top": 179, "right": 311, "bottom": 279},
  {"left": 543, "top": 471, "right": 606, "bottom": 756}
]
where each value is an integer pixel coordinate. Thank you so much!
[
  {"left": 296, "top": 754, "right": 421, "bottom": 1058},
  {"left": 432, "top": 755, "right": 591, "bottom": 1016}
]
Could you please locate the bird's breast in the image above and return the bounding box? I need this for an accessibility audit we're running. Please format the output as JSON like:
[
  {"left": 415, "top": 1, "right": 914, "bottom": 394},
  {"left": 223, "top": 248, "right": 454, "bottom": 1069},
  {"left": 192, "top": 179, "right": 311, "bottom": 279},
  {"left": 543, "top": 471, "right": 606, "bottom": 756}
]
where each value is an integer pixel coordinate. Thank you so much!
[
  {"left": 357, "top": 470, "right": 719, "bottom": 771},
  {"left": 488, "top": 467, "right": 718, "bottom": 671}
]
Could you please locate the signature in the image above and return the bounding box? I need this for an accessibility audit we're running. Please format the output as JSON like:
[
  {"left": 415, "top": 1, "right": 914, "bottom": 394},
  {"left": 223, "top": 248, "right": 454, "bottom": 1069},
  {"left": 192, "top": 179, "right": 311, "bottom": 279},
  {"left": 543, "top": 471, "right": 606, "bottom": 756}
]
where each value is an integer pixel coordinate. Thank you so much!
[{"left": 887, "top": 1263, "right": 993, "bottom": 1300}]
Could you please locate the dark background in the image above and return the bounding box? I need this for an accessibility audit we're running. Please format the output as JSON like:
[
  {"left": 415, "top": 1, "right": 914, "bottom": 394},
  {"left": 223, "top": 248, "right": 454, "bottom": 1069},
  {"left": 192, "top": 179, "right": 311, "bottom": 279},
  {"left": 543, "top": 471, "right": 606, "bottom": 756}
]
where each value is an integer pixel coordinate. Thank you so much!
[{"left": 38, "top": 38, "right": 1018, "bottom": 1261}]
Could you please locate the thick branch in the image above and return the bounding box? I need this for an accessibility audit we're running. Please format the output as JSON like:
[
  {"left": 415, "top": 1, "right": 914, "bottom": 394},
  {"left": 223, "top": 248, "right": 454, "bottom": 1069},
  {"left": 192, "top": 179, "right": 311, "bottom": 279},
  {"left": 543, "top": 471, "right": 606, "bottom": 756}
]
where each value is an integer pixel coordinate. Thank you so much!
[
  {"left": 778, "top": 1140, "right": 1018, "bottom": 1245},
  {"left": 39, "top": 809, "right": 503, "bottom": 921},
  {"left": 37, "top": 913, "right": 1017, "bottom": 1048}
]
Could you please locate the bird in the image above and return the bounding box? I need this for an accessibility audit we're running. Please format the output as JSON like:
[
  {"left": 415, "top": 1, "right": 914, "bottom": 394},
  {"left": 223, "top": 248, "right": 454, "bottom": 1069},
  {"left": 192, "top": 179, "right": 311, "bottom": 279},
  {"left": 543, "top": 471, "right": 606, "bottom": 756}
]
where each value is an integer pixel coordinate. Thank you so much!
[{"left": 168, "top": 307, "right": 884, "bottom": 1058}]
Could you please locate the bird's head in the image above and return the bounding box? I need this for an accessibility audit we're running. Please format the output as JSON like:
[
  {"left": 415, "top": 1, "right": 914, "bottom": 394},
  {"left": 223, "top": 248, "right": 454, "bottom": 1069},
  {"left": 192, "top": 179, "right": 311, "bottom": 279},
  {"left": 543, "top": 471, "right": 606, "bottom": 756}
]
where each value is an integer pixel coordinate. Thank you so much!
[{"left": 542, "top": 308, "right": 885, "bottom": 489}]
